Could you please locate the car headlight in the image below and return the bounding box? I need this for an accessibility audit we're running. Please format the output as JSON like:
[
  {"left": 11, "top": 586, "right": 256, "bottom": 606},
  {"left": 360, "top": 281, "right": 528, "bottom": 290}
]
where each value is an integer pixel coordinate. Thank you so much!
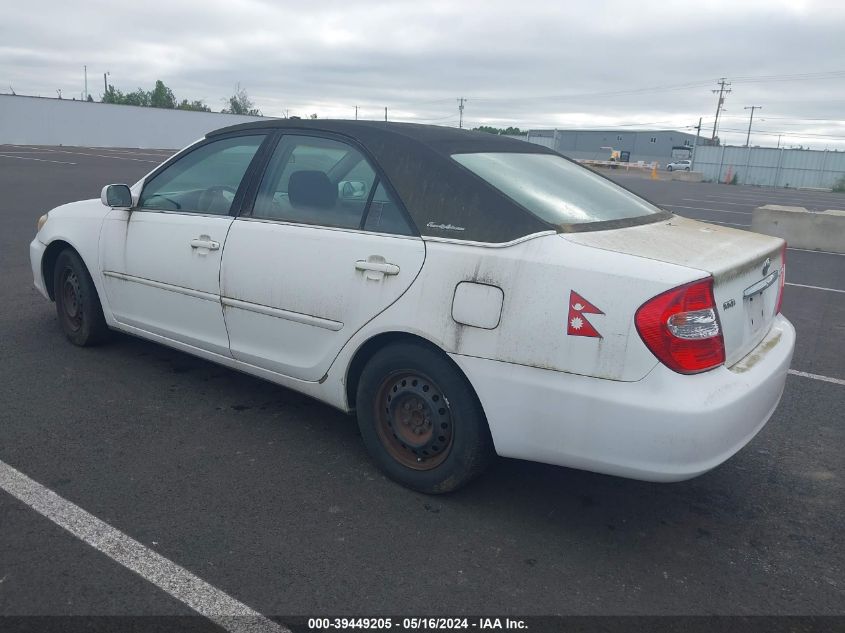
[{"left": 37, "top": 213, "right": 49, "bottom": 232}]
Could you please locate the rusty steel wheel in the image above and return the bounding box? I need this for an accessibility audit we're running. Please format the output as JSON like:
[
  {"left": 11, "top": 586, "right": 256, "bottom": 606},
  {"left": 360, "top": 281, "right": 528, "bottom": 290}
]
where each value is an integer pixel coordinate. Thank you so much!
[
  {"left": 53, "top": 249, "right": 110, "bottom": 346},
  {"left": 374, "top": 371, "right": 454, "bottom": 470},
  {"left": 59, "top": 268, "right": 84, "bottom": 333},
  {"left": 356, "top": 341, "right": 494, "bottom": 494}
]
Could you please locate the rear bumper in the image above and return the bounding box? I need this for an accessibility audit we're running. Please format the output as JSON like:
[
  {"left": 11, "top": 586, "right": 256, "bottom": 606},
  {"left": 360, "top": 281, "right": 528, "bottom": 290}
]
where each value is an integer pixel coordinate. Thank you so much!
[
  {"left": 30, "top": 237, "right": 49, "bottom": 299},
  {"left": 451, "top": 315, "right": 795, "bottom": 482}
]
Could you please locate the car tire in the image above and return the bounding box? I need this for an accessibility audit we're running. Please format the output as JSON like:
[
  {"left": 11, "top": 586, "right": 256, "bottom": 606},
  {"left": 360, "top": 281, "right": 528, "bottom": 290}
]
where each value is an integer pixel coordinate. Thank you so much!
[
  {"left": 685, "top": 167, "right": 690, "bottom": 171},
  {"left": 356, "top": 341, "right": 494, "bottom": 494},
  {"left": 667, "top": 166, "right": 673, "bottom": 172},
  {"left": 53, "top": 249, "right": 110, "bottom": 346}
]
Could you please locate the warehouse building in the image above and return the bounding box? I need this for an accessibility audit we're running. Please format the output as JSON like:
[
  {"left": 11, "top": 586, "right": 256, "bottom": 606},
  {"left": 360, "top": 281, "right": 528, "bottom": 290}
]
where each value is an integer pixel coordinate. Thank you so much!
[{"left": 524, "top": 129, "right": 709, "bottom": 165}]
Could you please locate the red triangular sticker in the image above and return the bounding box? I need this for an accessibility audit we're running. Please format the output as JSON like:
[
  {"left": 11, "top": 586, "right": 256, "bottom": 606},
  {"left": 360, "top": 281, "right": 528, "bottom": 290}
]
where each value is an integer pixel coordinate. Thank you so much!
[{"left": 567, "top": 291, "right": 604, "bottom": 338}]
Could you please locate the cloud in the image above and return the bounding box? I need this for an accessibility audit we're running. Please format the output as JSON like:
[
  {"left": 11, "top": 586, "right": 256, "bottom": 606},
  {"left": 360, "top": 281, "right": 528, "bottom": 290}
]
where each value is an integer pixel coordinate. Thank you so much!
[{"left": 1, "top": 0, "right": 844, "bottom": 148}]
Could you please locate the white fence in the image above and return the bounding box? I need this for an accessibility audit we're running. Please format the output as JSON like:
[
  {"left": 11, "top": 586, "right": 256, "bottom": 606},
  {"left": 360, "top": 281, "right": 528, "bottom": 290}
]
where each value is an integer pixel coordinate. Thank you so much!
[
  {"left": 0, "top": 94, "right": 266, "bottom": 149},
  {"left": 693, "top": 145, "right": 845, "bottom": 189}
]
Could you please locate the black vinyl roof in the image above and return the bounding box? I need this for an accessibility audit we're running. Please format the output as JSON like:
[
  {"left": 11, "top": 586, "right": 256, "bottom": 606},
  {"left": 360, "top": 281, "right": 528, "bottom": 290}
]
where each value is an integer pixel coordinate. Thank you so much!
[{"left": 209, "top": 119, "right": 555, "bottom": 243}]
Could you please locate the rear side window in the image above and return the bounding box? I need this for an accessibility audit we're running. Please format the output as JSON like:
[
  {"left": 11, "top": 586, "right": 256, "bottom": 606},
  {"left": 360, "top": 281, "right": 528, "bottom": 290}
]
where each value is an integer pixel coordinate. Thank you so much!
[
  {"left": 452, "top": 152, "right": 662, "bottom": 227},
  {"left": 364, "top": 183, "right": 414, "bottom": 235}
]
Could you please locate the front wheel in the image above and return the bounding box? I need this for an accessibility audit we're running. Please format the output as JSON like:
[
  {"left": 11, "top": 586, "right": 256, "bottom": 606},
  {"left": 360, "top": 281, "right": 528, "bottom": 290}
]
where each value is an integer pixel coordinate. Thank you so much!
[
  {"left": 53, "top": 249, "right": 110, "bottom": 346},
  {"left": 667, "top": 166, "right": 674, "bottom": 172},
  {"left": 356, "top": 342, "right": 494, "bottom": 494}
]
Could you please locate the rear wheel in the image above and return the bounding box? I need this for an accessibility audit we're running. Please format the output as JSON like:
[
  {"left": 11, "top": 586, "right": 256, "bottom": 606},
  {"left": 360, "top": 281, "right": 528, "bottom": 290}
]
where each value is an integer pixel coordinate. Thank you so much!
[
  {"left": 356, "top": 342, "right": 494, "bottom": 494},
  {"left": 53, "top": 249, "right": 110, "bottom": 346}
]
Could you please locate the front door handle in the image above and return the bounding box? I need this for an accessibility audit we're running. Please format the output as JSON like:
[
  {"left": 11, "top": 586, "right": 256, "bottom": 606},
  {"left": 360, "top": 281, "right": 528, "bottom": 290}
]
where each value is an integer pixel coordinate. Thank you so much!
[
  {"left": 190, "top": 235, "right": 220, "bottom": 253},
  {"left": 356, "top": 256, "right": 400, "bottom": 281}
]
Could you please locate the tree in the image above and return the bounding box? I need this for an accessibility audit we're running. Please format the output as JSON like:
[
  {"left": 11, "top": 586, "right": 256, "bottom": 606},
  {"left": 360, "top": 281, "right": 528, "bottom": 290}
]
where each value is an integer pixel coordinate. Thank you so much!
[
  {"left": 122, "top": 88, "right": 152, "bottom": 107},
  {"left": 473, "top": 125, "right": 527, "bottom": 136},
  {"left": 101, "top": 84, "right": 124, "bottom": 104},
  {"left": 149, "top": 80, "right": 176, "bottom": 109},
  {"left": 177, "top": 98, "right": 211, "bottom": 112},
  {"left": 100, "top": 80, "right": 209, "bottom": 112},
  {"left": 222, "top": 86, "right": 261, "bottom": 116}
]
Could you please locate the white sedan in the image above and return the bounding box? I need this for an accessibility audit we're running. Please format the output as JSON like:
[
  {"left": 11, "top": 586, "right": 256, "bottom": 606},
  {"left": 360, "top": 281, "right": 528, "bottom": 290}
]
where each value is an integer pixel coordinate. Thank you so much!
[
  {"left": 30, "top": 121, "right": 795, "bottom": 493},
  {"left": 666, "top": 159, "right": 693, "bottom": 171}
]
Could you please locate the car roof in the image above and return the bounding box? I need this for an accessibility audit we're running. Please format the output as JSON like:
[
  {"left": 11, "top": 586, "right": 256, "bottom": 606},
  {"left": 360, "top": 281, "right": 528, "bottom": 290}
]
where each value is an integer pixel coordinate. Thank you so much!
[
  {"left": 209, "top": 119, "right": 543, "bottom": 155},
  {"left": 208, "top": 120, "right": 554, "bottom": 242}
]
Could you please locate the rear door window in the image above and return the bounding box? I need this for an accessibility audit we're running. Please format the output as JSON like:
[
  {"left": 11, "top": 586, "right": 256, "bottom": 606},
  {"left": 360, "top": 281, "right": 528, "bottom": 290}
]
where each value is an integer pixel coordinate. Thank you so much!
[{"left": 252, "top": 135, "right": 415, "bottom": 235}]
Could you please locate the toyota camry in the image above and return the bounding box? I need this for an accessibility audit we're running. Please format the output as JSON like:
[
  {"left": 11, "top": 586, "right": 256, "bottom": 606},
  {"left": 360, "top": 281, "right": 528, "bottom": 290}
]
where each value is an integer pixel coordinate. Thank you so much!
[{"left": 30, "top": 120, "right": 795, "bottom": 493}]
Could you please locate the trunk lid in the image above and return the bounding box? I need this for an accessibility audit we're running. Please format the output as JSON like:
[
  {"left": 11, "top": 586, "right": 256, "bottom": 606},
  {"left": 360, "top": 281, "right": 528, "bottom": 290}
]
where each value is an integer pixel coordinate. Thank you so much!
[{"left": 563, "top": 215, "right": 785, "bottom": 367}]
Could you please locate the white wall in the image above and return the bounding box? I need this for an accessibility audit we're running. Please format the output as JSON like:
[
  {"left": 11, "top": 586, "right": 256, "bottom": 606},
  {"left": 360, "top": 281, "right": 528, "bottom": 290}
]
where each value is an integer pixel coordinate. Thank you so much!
[
  {"left": 0, "top": 94, "right": 267, "bottom": 149},
  {"left": 693, "top": 144, "right": 845, "bottom": 189}
]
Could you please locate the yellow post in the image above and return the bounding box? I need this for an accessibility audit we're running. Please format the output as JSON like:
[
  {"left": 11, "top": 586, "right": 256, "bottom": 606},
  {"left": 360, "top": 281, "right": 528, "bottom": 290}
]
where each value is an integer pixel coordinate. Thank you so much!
[{"left": 650, "top": 163, "right": 658, "bottom": 180}]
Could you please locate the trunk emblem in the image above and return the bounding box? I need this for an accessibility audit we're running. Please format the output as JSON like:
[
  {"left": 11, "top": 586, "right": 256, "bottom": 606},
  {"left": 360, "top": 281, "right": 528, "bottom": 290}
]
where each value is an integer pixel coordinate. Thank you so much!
[
  {"left": 723, "top": 298, "right": 736, "bottom": 310},
  {"left": 762, "top": 257, "right": 771, "bottom": 276},
  {"left": 567, "top": 291, "right": 604, "bottom": 338}
]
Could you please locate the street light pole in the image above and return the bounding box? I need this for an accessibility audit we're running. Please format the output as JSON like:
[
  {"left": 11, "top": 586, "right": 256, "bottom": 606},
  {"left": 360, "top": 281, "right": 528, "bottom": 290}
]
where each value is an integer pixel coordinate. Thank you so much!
[
  {"left": 691, "top": 116, "right": 702, "bottom": 171},
  {"left": 744, "top": 105, "right": 762, "bottom": 146}
]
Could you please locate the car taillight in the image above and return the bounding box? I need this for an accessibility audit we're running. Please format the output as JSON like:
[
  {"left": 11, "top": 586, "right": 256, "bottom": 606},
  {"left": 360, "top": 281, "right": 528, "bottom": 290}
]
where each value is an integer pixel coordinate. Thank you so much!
[
  {"left": 775, "top": 242, "right": 786, "bottom": 315},
  {"left": 635, "top": 277, "right": 725, "bottom": 374}
]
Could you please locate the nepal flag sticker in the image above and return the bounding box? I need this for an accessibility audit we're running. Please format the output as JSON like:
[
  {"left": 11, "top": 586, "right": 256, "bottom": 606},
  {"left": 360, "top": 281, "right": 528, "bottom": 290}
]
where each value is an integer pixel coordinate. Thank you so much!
[{"left": 567, "top": 291, "right": 604, "bottom": 338}]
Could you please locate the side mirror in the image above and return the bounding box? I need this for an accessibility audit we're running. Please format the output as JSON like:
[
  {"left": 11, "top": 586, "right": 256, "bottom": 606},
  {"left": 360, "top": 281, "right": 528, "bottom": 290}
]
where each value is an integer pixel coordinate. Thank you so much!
[
  {"left": 101, "top": 184, "right": 133, "bottom": 208},
  {"left": 339, "top": 180, "right": 368, "bottom": 200}
]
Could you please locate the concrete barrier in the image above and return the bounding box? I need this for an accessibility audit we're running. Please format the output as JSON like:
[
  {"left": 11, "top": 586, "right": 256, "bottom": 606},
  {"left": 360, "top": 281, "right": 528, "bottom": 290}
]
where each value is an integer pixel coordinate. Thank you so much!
[{"left": 752, "top": 205, "right": 845, "bottom": 253}]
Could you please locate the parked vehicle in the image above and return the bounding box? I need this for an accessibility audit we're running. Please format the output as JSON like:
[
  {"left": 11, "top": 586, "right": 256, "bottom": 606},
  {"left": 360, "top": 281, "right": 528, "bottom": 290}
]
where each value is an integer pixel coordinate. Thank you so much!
[
  {"left": 667, "top": 159, "right": 692, "bottom": 171},
  {"left": 31, "top": 121, "right": 794, "bottom": 493}
]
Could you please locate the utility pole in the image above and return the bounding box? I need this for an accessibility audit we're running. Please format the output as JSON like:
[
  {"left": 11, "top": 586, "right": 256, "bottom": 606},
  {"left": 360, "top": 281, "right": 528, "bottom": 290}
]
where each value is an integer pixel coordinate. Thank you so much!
[
  {"left": 354, "top": 105, "right": 358, "bottom": 120},
  {"left": 84, "top": 65, "right": 88, "bottom": 101},
  {"left": 103, "top": 72, "right": 108, "bottom": 95},
  {"left": 744, "top": 105, "right": 762, "bottom": 146},
  {"left": 458, "top": 97, "right": 466, "bottom": 129},
  {"left": 384, "top": 106, "right": 388, "bottom": 122},
  {"left": 777, "top": 134, "right": 782, "bottom": 149},
  {"left": 691, "top": 117, "right": 702, "bottom": 171},
  {"left": 711, "top": 78, "right": 731, "bottom": 141}
]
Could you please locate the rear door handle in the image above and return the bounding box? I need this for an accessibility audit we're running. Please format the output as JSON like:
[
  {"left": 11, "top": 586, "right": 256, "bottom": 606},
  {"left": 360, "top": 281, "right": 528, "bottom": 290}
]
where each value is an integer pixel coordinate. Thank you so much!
[
  {"left": 356, "top": 256, "right": 400, "bottom": 280},
  {"left": 190, "top": 236, "right": 220, "bottom": 252}
]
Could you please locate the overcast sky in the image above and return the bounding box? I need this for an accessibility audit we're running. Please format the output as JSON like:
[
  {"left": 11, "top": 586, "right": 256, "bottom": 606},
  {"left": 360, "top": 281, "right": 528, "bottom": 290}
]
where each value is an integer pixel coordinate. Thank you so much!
[{"left": 2, "top": 0, "right": 844, "bottom": 149}]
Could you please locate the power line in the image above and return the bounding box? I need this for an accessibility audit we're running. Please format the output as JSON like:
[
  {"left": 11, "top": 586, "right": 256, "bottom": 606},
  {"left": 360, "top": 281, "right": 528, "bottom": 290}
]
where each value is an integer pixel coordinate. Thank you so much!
[
  {"left": 732, "top": 70, "right": 845, "bottom": 84},
  {"left": 717, "top": 127, "right": 845, "bottom": 140}
]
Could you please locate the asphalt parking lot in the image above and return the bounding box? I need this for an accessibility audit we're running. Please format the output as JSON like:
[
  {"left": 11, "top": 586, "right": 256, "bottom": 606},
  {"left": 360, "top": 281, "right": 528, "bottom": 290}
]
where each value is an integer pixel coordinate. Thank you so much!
[{"left": 0, "top": 146, "right": 843, "bottom": 629}]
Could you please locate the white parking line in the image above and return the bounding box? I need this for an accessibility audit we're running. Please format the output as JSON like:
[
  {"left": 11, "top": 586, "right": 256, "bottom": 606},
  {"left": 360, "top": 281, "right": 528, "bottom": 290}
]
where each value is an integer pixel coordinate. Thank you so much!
[
  {"left": 0, "top": 459, "right": 288, "bottom": 633},
  {"left": 709, "top": 221, "right": 750, "bottom": 227},
  {"left": 0, "top": 153, "right": 76, "bottom": 165},
  {"left": 662, "top": 204, "right": 751, "bottom": 216},
  {"left": 786, "top": 282, "right": 845, "bottom": 294},
  {"left": 681, "top": 198, "right": 752, "bottom": 206},
  {"left": 788, "top": 370, "right": 845, "bottom": 386},
  {"left": 80, "top": 147, "right": 175, "bottom": 157},
  {"left": 787, "top": 247, "right": 845, "bottom": 257},
  {"left": 9, "top": 146, "right": 160, "bottom": 163}
]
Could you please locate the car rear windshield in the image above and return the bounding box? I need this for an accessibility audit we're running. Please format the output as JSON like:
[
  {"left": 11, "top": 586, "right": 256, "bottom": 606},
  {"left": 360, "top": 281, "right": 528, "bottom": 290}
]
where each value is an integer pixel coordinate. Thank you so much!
[{"left": 452, "top": 152, "right": 663, "bottom": 227}]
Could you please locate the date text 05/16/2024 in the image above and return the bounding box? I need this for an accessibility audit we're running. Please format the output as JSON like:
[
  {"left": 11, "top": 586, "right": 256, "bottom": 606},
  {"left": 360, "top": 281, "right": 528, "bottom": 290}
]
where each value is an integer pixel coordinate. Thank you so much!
[{"left": 307, "top": 618, "right": 528, "bottom": 630}]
